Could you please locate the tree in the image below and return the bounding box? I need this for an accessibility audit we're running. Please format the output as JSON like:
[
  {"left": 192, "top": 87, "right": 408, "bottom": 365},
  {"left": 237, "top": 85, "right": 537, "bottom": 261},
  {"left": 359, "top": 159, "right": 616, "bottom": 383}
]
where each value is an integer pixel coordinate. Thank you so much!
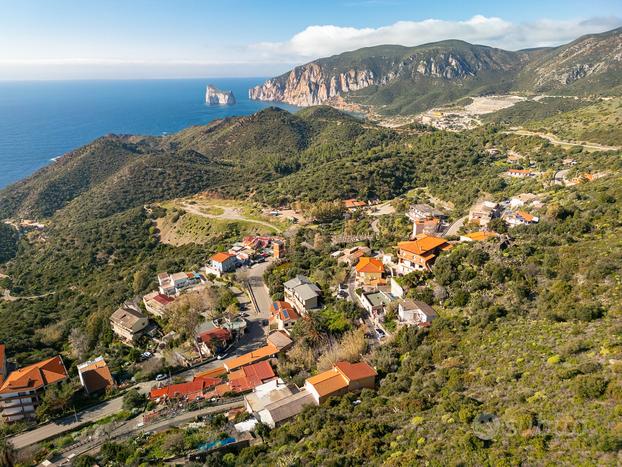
[
  {"left": 489, "top": 217, "right": 508, "bottom": 234},
  {"left": 36, "top": 381, "right": 77, "bottom": 420},
  {"left": 309, "top": 201, "right": 344, "bottom": 224},
  {"left": 0, "top": 437, "right": 16, "bottom": 467},
  {"left": 122, "top": 388, "right": 146, "bottom": 411},
  {"left": 132, "top": 269, "right": 151, "bottom": 294},
  {"left": 73, "top": 454, "right": 97, "bottom": 467},
  {"left": 254, "top": 421, "right": 271, "bottom": 442},
  {"left": 68, "top": 326, "right": 90, "bottom": 360}
]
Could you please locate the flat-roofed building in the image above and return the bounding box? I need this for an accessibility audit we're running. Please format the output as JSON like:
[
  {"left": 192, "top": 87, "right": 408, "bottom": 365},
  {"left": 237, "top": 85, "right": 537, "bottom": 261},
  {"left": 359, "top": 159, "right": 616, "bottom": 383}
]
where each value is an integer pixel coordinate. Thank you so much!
[
  {"left": 257, "top": 389, "right": 316, "bottom": 428},
  {"left": 283, "top": 275, "right": 321, "bottom": 313},
  {"left": 244, "top": 378, "right": 297, "bottom": 414}
]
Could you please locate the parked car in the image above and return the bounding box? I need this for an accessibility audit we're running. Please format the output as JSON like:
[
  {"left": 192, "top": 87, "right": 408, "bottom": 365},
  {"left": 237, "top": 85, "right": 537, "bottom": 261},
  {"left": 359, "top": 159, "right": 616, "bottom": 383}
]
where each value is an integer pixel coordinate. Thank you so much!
[
  {"left": 155, "top": 373, "right": 167, "bottom": 381},
  {"left": 375, "top": 328, "right": 386, "bottom": 339}
]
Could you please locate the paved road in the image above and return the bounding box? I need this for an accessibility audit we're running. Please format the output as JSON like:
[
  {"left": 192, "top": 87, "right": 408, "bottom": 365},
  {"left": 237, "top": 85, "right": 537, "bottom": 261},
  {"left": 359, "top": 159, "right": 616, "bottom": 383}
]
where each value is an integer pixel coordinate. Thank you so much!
[
  {"left": 9, "top": 382, "right": 148, "bottom": 450},
  {"left": 55, "top": 400, "right": 245, "bottom": 463},
  {"left": 10, "top": 263, "right": 274, "bottom": 451},
  {"left": 238, "top": 260, "right": 272, "bottom": 319},
  {"left": 507, "top": 129, "right": 620, "bottom": 152},
  {"left": 443, "top": 215, "right": 467, "bottom": 237}
]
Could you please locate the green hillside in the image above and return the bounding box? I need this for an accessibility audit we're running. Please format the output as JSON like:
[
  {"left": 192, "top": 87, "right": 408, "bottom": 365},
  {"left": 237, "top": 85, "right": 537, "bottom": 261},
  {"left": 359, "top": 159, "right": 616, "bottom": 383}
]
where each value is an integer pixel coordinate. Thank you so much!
[{"left": 1, "top": 103, "right": 621, "bottom": 465}]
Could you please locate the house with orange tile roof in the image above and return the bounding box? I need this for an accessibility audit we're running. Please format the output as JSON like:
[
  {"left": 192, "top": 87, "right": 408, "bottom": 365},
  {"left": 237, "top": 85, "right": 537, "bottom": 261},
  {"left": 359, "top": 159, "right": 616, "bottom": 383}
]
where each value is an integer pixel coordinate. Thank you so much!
[
  {"left": 150, "top": 376, "right": 221, "bottom": 402},
  {"left": 223, "top": 343, "right": 280, "bottom": 372},
  {"left": 355, "top": 257, "right": 385, "bottom": 286},
  {"left": 343, "top": 199, "right": 367, "bottom": 211},
  {"left": 460, "top": 231, "right": 499, "bottom": 242},
  {"left": 193, "top": 366, "right": 227, "bottom": 380},
  {"left": 0, "top": 356, "right": 68, "bottom": 422},
  {"left": 207, "top": 251, "right": 238, "bottom": 276},
  {"left": 396, "top": 235, "right": 452, "bottom": 274},
  {"left": 214, "top": 360, "right": 277, "bottom": 396},
  {"left": 0, "top": 344, "right": 6, "bottom": 385},
  {"left": 77, "top": 356, "right": 115, "bottom": 394},
  {"left": 503, "top": 210, "right": 539, "bottom": 227},
  {"left": 304, "top": 361, "right": 376, "bottom": 404},
  {"left": 269, "top": 301, "right": 300, "bottom": 331},
  {"left": 197, "top": 327, "right": 232, "bottom": 357}
]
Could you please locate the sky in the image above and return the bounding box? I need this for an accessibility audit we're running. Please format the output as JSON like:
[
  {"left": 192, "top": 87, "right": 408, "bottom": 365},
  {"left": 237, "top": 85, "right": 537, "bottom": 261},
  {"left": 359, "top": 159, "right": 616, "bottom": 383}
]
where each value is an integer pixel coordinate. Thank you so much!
[{"left": 1, "top": 0, "right": 621, "bottom": 80}]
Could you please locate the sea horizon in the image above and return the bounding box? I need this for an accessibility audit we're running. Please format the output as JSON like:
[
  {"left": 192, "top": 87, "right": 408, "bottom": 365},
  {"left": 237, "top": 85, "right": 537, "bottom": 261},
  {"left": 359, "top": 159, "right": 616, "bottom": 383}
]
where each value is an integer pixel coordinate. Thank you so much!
[{"left": 0, "top": 77, "right": 297, "bottom": 189}]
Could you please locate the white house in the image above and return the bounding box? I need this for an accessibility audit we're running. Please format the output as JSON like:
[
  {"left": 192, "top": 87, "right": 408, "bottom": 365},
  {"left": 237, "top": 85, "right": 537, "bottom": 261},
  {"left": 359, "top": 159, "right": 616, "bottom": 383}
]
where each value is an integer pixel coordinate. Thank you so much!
[{"left": 398, "top": 300, "right": 437, "bottom": 325}]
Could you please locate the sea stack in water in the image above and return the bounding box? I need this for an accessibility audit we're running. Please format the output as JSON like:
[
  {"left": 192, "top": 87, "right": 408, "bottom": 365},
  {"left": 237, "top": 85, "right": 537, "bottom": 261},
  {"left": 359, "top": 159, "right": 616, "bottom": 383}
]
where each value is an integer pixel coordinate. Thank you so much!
[{"left": 205, "top": 85, "right": 236, "bottom": 105}]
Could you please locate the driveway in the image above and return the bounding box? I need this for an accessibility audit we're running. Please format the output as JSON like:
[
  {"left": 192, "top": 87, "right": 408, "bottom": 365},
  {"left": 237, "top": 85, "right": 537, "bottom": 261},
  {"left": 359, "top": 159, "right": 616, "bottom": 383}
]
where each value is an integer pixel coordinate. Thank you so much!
[{"left": 443, "top": 215, "right": 467, "bottom": 237}]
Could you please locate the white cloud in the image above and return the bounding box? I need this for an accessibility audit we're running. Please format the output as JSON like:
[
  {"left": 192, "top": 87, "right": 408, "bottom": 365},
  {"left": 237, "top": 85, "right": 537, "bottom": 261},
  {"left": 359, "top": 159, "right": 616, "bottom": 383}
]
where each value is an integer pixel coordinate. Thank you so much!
[{"left": 250, "top": 15, "right": 622, "bottom": 62}]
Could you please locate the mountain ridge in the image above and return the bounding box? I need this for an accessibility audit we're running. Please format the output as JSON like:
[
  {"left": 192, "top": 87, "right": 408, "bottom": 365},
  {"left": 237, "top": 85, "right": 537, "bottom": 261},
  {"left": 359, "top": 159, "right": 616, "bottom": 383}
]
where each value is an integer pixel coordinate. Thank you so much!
[{"left": 249, "top": 27, "right": 622, "bottom": 114}]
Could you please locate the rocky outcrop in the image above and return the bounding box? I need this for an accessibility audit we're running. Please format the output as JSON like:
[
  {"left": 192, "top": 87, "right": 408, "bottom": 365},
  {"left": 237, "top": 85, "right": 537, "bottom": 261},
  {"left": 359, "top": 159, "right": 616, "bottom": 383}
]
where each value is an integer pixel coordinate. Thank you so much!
[
  {"left": 248, "top": 42, "right": 524, "bottom": 107},
  {"left": 205, "top": 85, "right": 236, "bottom": 105},
  {"left": 522, "top": 27, "right": 622, "bottom": 91},
  {"left": 249, "top": 64, "right": 380, "bottom": 106}
]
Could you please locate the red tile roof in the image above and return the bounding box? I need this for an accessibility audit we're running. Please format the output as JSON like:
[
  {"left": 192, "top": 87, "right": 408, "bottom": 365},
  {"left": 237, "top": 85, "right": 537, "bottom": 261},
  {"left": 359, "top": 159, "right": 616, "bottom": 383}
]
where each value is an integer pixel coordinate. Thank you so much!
[
  {"left": 198, "top": 327, "right": 232, "bottom": 344},
  {"left": 194, "top": 366, "right": 226, "bottom": 379},
  {"left": 214, "top": 361, "right": 276, "bottom": 395},
  {"left": 223, "top": 344, "right": 279, "bottom": 371},
  {"left": 516, "top": 210, "right": 536, "bottom": 222},
  {"left": 229, "top": 360, "right": 275, "bottom": 385},
  {"left": 211, "top": 252, "right": 235, "bottom": 263},
  {"left": 270, "top": 301, "right": 300, "bottom": 323},
  {"left": 153, "top": 294, "right": 175, "bottom": 305},
  {"left": 78, "top": 358, "right": 114, "bottom": 393},
  {"left": 398, "top": 235, "right": 451, "bottom": 256},
  {"left": 0, "top": 356, "right": 67, "bottom": 394},
  {"left": 335, "top": 361, "right": 377, "bottom": 382},
  {"left": 343, "top": 199, "right": 367, "bottom": 209},
  {"left": 150, "top": 377, "right": 221, "bottom": 400},
  {"left": 355, "top": 257, "right": 384, "bottom": 274}
]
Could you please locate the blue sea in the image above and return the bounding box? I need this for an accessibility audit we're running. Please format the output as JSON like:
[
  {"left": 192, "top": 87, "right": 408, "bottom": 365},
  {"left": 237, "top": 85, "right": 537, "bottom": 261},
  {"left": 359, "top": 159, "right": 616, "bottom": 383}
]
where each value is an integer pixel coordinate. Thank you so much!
[{"left": 0, "top": 78, "right": 297, "bottom": 189}]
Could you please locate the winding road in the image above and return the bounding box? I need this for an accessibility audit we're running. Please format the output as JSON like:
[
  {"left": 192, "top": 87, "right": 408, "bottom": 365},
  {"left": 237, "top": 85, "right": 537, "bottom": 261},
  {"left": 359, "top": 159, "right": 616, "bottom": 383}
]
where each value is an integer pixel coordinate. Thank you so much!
[
  {"left": 506, "top": 129, "right": 620, "bottom": 152},
  {"left": 181, "top": 203, "right": 282, "bottom": 233}
]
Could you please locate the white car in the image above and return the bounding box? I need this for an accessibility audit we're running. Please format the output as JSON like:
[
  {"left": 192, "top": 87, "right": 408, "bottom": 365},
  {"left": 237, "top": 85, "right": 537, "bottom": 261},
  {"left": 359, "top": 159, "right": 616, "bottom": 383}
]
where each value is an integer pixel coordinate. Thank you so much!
[{"left": 155, "top": 373, "right": 167, "bottom": 381}]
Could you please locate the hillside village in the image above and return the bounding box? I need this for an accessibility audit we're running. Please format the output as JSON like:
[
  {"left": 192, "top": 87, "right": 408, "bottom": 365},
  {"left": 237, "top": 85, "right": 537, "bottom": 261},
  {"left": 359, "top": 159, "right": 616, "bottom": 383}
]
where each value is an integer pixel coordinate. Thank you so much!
[{"left": 1, "top": 133, "right": 615, "bottom": 465}]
